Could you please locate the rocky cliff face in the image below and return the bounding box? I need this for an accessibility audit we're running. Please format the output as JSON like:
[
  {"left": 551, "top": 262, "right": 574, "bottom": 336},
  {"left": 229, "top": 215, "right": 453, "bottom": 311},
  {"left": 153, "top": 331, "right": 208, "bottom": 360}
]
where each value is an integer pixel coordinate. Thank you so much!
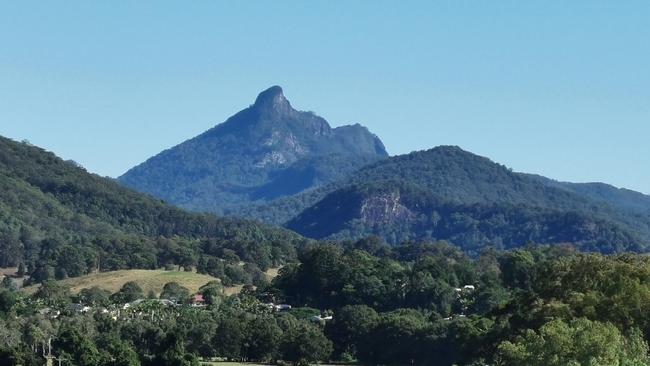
[
  {"left": 360, "top": 192, "right": 415, "bottom": 225},
  {"left": 118, "top": 86, "right": 388, "bottom": 214}
]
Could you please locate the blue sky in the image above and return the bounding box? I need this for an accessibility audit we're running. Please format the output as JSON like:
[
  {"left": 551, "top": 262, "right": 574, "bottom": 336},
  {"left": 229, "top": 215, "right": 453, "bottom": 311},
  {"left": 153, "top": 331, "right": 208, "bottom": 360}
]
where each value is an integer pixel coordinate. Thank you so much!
[{"left": 1, "top": 1, "right": 648, "bottom": 193}]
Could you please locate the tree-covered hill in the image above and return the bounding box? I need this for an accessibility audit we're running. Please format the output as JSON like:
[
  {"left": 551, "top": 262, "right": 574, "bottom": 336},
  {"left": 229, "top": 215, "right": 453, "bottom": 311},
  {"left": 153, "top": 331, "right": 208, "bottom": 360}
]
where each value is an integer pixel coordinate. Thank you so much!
[
  {"left": 0, "top": 136, "right": 307, "bottom": 283},
  {"left": 118, "top": 85, "right": 388, "bottom": 214},
  {"left": 251, "top": 146, "right": 650, "bottom": 253},
  {"left": 526, "top": 173, "right": 650, "bottom": 216}
]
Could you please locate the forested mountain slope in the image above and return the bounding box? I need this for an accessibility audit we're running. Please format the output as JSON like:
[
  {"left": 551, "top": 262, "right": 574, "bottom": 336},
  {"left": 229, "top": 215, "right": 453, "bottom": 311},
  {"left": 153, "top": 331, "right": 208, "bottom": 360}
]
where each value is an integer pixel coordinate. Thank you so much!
[
  {"left": 0, "top": 136, "right": 307, "bottom": 283},
  {"left": 526, "top": 174, "right": 650, "bottom": 216},
  {"left": 251, "top": 146, "right": 650, "bottom": 253},
  {"left": 119, "top": 86, "right": 388, "bottom": 214}
]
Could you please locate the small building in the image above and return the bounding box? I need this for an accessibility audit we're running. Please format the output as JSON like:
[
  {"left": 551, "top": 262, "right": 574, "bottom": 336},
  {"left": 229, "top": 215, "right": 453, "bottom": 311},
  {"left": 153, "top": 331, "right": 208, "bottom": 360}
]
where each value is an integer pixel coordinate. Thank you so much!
[
  {"left": 275, "top": 304, "right": 292, "bottom": 311},
  {"left": 191, "top": 294, "right": 206, "bottom": 305},
  {"left": 124, "top": 298, "right": 176, "bottom": 309},
  {"left": 455, "top": 285, "right": 476, "bottom": 293},
  {"left": 310, "top": 314, "right": 333, "bottom": 322},
  {"left": 38, "top": 307, "right": 60, "bottom": 319},
  {"left": 70, "top": 303, "right": 91, "bottom": 313}
]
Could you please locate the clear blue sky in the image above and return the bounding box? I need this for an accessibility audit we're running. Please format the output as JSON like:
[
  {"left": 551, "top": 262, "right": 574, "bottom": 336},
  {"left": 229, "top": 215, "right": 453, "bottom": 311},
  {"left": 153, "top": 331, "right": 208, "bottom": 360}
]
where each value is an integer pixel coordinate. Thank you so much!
[{"left": 1, "top": 1, "right": 648, "bottom": 193}]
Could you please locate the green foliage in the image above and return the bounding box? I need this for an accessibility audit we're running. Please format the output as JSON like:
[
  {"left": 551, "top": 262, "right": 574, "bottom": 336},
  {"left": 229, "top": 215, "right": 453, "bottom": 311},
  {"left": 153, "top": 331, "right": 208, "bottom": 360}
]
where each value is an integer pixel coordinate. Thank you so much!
[
  {"left": 96, "top": 335, "right": 141, "bottom": 366},
  {"left": 159, "top": 282, "right": 190, "bottom": 302},
  {"left": 55, "top": 322, "right": 103, "bottom": 366},
  {"left": 111, "top": 281, "right": 144, "bottom": 303},
  {"left": 325, "top": 304, "right": 379, "bottom": 358},
  {"left": 280, "top": 322, "right": 333, "bottom": 364},
  {"left": 1, "top": 277, "right": 16, "bottom": 292},
  {"left": 77, "top": 286, "right": 111, "bottom": 306},
  {"left": 270, "top": 243, "right": 650, "bottom": 365},
  {"left": 214, "top": 317, "right": 244, "bottom": 360},
  {"left": 288, "top": 307, "right": 321, "bottom": 320},
  {"left": 497, "top": 318, "right": 650, "bottom": 366},
  {"left": 275, "top": 242, "right": 473, "bottom": 312},
  {"left": 34, "top": 280, "right": 71, "bottom": 307},
  {"left": 288, "top": 179, "right": 646, "bottom": 252},
  {"left": 5, "top": 243, "right": 650, "bottom": 365},
  {"left": 245, "top": 316, "right": 282, "bottom": 362},
  {"left": 199, "top": 281, "right": 223, "bottom": 305},
  {"left": 0, "top": 136, "right": 307, "bottom": 286},
  {"left": 0, "top": 289, "right": 21, "bottom": 319},
  {"left": 357, "top": 309, "right": 428, "bottom": 365},
  {"left": 268, "top": 146, "right": 650, "bottom": 252}
]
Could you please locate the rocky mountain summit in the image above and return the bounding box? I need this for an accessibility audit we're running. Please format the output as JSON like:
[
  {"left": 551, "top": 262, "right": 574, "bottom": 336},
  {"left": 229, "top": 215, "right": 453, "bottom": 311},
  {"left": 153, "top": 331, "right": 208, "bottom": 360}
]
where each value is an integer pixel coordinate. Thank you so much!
[{"left": 119, "top": 86, "right": 388, "bottom": 214}]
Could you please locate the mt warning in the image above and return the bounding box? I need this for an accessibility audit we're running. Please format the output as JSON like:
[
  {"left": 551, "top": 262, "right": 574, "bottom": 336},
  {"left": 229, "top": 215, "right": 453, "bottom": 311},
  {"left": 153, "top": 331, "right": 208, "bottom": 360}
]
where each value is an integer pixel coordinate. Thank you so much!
[{"left": 119, "top": 86, "right": 387, "bottom": 214}]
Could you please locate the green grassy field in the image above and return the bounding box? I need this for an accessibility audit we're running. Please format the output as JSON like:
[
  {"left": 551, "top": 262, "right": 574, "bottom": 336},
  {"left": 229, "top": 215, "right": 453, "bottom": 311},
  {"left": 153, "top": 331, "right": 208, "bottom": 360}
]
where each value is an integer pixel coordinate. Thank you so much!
[
  {"left": 21, "top": 269, "right": 228, "bottom": 296},
  {"left": 20, "top": 267, "right": 281, "bottom": 296}
]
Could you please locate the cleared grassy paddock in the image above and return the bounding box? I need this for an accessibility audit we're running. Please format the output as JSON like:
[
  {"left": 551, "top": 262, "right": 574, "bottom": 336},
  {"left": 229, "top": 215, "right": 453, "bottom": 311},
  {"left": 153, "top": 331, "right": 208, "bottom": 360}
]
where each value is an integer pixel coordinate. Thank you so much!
[
  {"left": 22, "top": 269, "right": 223, "bottom": 296},
  {"left": 20, "top": 267, "right": 280, "bottom": 296}
]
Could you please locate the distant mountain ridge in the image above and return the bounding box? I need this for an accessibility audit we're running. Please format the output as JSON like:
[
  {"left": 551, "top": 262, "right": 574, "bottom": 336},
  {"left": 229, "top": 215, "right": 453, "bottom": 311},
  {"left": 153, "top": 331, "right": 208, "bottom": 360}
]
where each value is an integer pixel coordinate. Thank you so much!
[
  {"left": 242, "top": 146, "right": 650, "bottom": 253},
  {"left": 115, "top": 86, "right": 650, "bottom": 254},
  {"left": 525, "top": 174, "right": 650, "bottom": 216},
  {"left": 118, "top": 86, "right": 388, "bottom": 214}
]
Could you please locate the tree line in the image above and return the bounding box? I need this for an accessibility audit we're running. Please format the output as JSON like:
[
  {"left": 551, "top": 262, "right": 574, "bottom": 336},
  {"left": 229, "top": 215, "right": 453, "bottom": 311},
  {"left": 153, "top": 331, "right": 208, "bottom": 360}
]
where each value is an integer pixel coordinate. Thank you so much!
[{"left": 3, "top": 238, "right": 650, "bottom": 365}]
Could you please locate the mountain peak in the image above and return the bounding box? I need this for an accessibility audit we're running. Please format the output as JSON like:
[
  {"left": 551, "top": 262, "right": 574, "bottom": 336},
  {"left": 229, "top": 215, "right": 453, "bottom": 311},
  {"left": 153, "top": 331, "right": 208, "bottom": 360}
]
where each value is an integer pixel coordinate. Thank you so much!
[
  {"left": 120, "top": 85, "right": 388, "bottom": 213},
  {"left": 253, "top": 85, "right": 292, "bottom": 114}
]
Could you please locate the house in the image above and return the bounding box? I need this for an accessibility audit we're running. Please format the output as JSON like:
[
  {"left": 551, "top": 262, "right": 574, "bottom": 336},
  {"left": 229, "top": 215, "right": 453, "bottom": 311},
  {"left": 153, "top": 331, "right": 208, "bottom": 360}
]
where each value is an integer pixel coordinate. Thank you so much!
[
  {"left": 275, "top": 304, "right": 292, "bottom": 311},
  {"left": 455, "top": 285, "right": 476, "bottom": 293},
  {"left": 158, "top": 299, "right": 176, "bottom": 306},
  {"left": 262, "top": 303, "right": 292, "bottom": 312},
  {"left": 310, "top": 315, "right": 333, "bottom": 322},
  {"left": 191, "top": 294, "right": 206, "bottom": 306},
  {"left": 70, "top": 303, "right": 91, "bottom": 313},
  {"left": 123, "top": 298, "right": 176, "bottom": 309},
  {"left": 38, "top": 307, "right": 60, "bottom": 319}
]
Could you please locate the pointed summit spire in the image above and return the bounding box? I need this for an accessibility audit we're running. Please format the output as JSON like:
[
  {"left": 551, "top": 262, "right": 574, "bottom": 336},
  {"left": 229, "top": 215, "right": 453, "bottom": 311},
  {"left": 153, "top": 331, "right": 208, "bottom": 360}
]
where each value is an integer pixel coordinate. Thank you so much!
[{"left": 253, "top": 85, "right": 292, "bottom": 115}]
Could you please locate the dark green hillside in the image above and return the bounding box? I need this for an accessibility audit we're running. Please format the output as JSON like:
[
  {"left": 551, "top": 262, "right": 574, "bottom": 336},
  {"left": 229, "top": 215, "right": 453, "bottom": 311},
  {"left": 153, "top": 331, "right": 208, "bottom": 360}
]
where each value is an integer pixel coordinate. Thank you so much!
[
  {"left": 269, "top": 147, "right": 650, "bottom": 251},
  {"left": 345, "top": 146, "right": 629, "bottom": 211},
  {"left": 0, "top": 136, "right": 307, "bottom": 283},
  {"left": 119, "top": 86, "right": 388, "bottom": 214},
  {"left": 527, "top": 174, "right": 650, "bottom": 216},
  {"left": 287, "top": 181, "right": 642, "bottom": 254}
]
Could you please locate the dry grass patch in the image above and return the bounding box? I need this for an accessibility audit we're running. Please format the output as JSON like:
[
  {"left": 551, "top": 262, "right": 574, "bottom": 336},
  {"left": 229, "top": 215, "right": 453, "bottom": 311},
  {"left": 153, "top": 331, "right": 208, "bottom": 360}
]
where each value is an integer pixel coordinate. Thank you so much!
[
  {"left": 0, "top": 267, "right": 18, "bottom": 276},
  {"left": 21, "top": 266, "right": 283, "bottom": 297},
  {"left": 22, "top": 269, "right": 227, "bottom": 296},
  {"left": 265, "top": 267, "right": 280, "bottom": 280}
]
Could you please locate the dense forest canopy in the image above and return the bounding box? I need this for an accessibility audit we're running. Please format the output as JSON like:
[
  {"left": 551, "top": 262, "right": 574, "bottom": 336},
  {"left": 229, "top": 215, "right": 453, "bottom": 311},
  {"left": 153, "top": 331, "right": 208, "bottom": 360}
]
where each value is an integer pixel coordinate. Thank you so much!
[
  {"left": 0, "top": 136, "right": 308, "bottom": 285},
  {"left": 3, "top": 240, "right": 650, "bottom": 365},
  {"left": 245, "top": 146, "right": 650, "bottom": 251}
]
